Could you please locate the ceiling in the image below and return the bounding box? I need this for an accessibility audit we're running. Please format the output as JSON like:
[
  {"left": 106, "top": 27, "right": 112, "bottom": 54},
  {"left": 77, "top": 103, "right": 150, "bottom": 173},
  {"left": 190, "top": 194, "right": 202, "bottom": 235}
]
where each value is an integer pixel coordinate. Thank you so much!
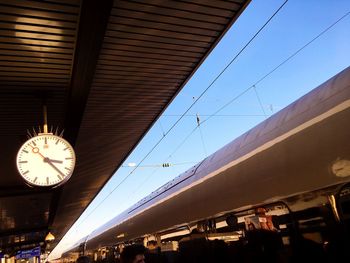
[{"left": 0, "top": 0, "right": 250, "bottom": 254}]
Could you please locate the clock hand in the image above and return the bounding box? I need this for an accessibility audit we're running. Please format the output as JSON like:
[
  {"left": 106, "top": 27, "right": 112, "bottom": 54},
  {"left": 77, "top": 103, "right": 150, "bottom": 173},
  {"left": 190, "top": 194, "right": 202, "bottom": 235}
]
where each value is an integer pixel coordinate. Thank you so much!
[
  {"left": 44, "top": 157, "right": 66, "bottom": 178},
  {"left": 46, "top": 158, "right": 63, "bottom": 164},
  {"left": 30, "top": 146, "right": 66, "bottom": 177},
  {"left": 30, "top": 146, "right": 63, "bottom": 164},
  {"left": 31, "top": 146, "right": 46, "bottom": 159}
]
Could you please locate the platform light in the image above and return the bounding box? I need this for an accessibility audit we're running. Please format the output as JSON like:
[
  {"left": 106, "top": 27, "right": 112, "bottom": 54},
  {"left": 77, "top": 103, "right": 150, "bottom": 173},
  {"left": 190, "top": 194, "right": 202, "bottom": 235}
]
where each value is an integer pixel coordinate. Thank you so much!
[
  {"left": 45, "top": 232, "right": 55, "bottom": 242},
  {"left": 116, "top": 233, "right": 125, "bottom": 238}
]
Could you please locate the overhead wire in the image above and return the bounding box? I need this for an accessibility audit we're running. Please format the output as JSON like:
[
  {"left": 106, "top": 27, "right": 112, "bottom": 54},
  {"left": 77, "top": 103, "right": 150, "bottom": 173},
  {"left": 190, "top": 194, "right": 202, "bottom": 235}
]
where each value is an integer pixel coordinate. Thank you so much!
[
  {"left": 199, "top": 9, "right": 350, "bottom": 127},
  {"left": 158, "top": 120, "right": 166, "bottom": 137},
  {"left": 76, "top": 5, "right": 350, "bottom": 232},
  {"left": 162, "top": 114, "right": 272, "bottom": 117},
  {"left": 196, "top": 113, "right": 208, "bottom": 158},
  {"left": 253, "top": 85, "right": 267, "bottom": 118},
  {"left": 72, "top": 0, "right": 290, "bottom": 227},
  {"left": 143, "top": 9, "right": 350, "bottom": 205},
  {"left": 139, "top": 7, "right": 350, "bottom": 191},
  {"left": 121, "top": 160, "right": 198, "bottom": 205},
  {"left": 120, "top": 161, "right": 197, "bottom": 168}
]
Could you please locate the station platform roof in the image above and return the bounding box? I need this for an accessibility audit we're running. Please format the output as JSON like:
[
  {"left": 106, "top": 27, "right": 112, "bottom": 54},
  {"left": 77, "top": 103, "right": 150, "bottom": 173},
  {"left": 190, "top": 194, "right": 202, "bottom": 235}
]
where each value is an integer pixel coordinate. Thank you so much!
[{"left": 0, "top": 0, "right": 250, "bottom": 254}]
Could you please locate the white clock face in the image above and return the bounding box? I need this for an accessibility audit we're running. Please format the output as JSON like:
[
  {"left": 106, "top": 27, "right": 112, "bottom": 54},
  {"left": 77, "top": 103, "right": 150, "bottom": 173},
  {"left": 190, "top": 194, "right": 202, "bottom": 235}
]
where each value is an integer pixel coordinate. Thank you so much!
[{"left": 16, "top": 134, "right": 76, "bottom": 187}]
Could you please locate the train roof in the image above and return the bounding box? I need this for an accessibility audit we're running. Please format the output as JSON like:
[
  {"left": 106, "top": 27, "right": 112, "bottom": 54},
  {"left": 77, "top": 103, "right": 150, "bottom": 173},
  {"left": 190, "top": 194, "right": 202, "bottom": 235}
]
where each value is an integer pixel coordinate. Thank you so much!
[{"left": 68, "top": 66, "right": 350, "bottom": 251}]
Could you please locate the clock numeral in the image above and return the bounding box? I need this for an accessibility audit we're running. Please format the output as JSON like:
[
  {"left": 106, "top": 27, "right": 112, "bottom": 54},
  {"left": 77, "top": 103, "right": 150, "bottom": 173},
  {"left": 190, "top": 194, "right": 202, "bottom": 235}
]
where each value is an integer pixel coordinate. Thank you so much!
[
  {"left": 64, "top": 167, "right": 71, "bottom": 171},
  {"left": 19, "top": 161, "right": 28, "bottom": 163},
  {"left": 56, "top": 139, "right": 59, "bottom": 145},
  {"left": 65, "top": 157, "right": 73, "bottom": 160},
  {"left": 23, "top": 170, "right": 29, "bottom": 175},
  {"left": 45, "top": 137, "right": 47, "bottom": 144},
  {"left": 33, "top": 177, "right": 38, "bottom": 183},
  {"left": 23, "top": 150, "right": 29, "bottom": 153},
  {"left": 63, "top": 147, "right": 69, "bottom": 151},
  {"left": 57, "top": 174, "right": 63, "bottom": 180},
  {"left": 46, "top": 177, "right": 49, "bottom": 184},
  {"left": 32, "top": 141, "right": 36, "bottom": 146}
]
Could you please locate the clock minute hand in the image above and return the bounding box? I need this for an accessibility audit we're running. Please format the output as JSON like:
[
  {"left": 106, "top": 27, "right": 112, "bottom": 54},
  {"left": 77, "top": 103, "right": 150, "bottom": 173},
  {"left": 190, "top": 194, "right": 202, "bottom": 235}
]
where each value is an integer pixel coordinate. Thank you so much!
[
  {"left": 30, "top": 146, "right": 66, "bottom": 178},
  {"left": 44, "top": 157, "right": 66, "bottom": 178}
]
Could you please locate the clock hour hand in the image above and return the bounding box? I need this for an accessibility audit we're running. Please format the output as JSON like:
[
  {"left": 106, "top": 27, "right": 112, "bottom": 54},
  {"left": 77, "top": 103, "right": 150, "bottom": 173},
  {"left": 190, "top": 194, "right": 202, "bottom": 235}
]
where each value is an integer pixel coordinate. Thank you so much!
[
  {"left": 46, "top": 158, "right": 63, "bottom": 164},
  {"left": 30, "top": 146, "right": 66, "bottom": 177},
  {"left": 43, "top": 157, "right": 66, "bottom": 178}
]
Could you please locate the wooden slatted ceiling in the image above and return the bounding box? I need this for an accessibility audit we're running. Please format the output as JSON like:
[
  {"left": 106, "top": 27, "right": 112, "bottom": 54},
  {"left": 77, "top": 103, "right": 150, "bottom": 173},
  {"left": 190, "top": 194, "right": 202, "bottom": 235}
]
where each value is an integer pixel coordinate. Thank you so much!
[
  {"left": 51, "top": 1, "right": 250, "bottom": 246},
  {"left": 0, "top": 0, "right": 80, "bottom": 252},
  {"left": 82, "top": 0, "right": 244, "bottom": 134},
  {"left": 89, "top": 1, "right": 241, "bottom": 113},
  {"left": 0, "top": 0, "right": 250, "bottom": 251},
  {"left": 56, "top": 0, "right": 249, "bottom": 232},
  {"left": 0, "top": 0, "right": 80, "bottom": 135},
  {"left": 0, "top": 0, "right": 81, "bottom": 146},
  {"left": 0, "top": 0, "right": 79, "bottom": 89}
]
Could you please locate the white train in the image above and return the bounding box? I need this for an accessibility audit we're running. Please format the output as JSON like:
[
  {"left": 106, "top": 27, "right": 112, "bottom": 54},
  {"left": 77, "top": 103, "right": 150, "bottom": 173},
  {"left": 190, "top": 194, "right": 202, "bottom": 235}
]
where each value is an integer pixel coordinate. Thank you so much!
[{"left": 62, "top": 66, "right": 350, "bottom": 261}]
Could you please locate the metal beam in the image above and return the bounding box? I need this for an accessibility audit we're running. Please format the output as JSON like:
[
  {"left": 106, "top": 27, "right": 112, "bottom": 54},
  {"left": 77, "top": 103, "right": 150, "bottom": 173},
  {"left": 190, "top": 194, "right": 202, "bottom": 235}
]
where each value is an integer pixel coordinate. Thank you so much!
[
  {"left": 64, "top": 0, "right": 114, "bottom": 145},
  {"left": 47, "top": 0, "right": 114, "bottom": 247}
]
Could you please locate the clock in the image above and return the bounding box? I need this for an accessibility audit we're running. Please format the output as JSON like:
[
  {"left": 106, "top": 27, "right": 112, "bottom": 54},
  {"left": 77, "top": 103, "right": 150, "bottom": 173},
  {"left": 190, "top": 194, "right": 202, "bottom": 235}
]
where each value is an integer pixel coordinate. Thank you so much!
[{"left": 16, "top": 133, "right": 76, "bottom": 187}]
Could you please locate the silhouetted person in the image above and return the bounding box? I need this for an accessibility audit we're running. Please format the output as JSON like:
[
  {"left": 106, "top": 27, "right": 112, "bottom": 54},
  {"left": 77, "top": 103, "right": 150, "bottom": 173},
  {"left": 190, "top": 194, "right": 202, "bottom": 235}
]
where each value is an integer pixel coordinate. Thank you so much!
[
  {"left": 291, "top": 235, "right": 327, "bottom": 263},
  {"left": 120, "top": 244, "right": 147, "bottom": 263},
  {"left": 248, "top": 223, "right": 256, "bottom": 231},
  {"left": 76, "top": 256, "right": 91, "bottom": 263},
  {"left": 244, "top": 229, "right": 285, "bottom": 263}
]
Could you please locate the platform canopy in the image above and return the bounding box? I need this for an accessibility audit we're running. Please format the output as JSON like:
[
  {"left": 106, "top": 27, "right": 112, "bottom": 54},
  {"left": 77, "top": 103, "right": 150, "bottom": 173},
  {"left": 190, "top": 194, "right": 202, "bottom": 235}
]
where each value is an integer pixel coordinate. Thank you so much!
[{"left": 0, "top": 0, "right": 250, "bottom": 254}]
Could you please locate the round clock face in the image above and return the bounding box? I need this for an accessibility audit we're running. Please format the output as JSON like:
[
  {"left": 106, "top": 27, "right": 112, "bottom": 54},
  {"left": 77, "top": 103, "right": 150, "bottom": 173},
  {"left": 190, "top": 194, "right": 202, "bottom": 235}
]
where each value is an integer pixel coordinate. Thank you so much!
[{"left": 16, "top": 134, "right": 76, "bottom": 187}]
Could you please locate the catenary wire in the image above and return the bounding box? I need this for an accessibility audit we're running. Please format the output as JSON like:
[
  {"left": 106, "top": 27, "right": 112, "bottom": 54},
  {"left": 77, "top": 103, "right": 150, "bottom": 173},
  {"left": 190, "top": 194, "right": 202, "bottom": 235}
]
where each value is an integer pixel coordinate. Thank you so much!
[
  {"left": 148, "top": 9, "right": 350, "bottom": 199},
  {"left": 253, "top": 85, "right": 267, "bottom": 118},
  {"left": 199, "top": 10, "right": 350, "bottom": 127},
  {"left": 72, "top": 0, "right": 290, "bottom": 227},
  {"left": 124, "top": 7, "right": 350, "bottom": 204}
]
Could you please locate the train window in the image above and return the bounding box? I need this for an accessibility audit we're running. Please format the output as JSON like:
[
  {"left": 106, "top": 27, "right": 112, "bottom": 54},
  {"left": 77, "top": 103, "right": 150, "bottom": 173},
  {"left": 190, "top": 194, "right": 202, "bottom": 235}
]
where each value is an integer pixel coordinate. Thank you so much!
[{"left": 64, "top": 186, "right": 350, "bottom": 263}]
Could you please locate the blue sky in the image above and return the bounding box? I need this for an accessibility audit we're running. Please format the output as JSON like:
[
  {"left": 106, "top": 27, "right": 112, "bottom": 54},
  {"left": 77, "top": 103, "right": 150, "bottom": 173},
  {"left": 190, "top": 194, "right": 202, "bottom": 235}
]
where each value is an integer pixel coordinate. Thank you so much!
[{"left": 50, "top": 0, "right": 350, "bottom": 258}]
